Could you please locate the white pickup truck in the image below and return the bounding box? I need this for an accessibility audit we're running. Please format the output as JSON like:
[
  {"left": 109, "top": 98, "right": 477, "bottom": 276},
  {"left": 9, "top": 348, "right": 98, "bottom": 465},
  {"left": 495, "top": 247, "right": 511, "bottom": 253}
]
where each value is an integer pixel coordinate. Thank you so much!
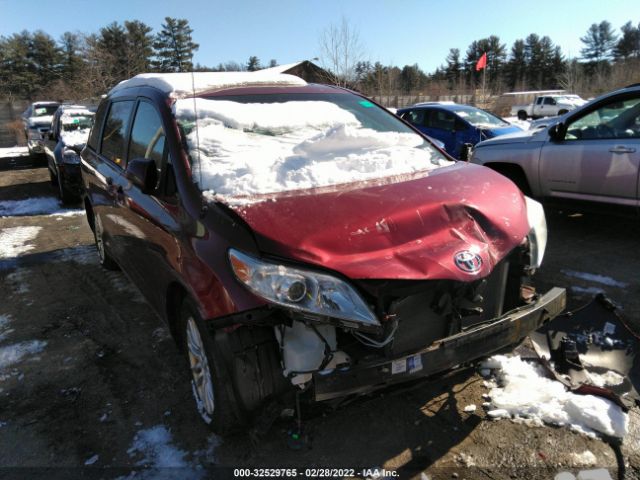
[{"left": 511, "top": 94, "right": 586, "bottom": 120}]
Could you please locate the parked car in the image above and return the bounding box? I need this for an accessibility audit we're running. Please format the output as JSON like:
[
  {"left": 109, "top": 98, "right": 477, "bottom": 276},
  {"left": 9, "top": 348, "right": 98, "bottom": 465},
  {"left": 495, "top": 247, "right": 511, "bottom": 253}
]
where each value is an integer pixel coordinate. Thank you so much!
[
  {"left": 397, "top": 103, "right": 522, "bottom": 159},
  {"left": 81, "top": 72, "right": 565, "bottom": 434},
  {"left": 22, "top": 101, "right": 60, "bottom": 156},
  {"left": 511, "top": 94, "right": 586, "bottom": 120},
  {"left": 43, "top": 105, "right": 96, "bottom": 203},
  {"left": 471, "top": 84, "right": 640, "bottom": 215}
]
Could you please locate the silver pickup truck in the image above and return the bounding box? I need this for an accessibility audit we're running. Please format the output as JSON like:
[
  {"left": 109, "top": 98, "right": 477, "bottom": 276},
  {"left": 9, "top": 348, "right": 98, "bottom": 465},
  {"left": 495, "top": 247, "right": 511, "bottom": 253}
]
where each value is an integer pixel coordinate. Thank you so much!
[{"left": 511, "top": 95, "right": 586, "bottom": 120}]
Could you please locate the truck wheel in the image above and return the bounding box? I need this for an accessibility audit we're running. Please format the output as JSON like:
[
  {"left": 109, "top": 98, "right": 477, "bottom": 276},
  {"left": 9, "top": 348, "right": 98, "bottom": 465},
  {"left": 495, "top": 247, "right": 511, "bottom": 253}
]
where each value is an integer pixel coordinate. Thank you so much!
[
  {"left": 179, "top": 298, "right": 244, "bottom": 434},
  {"left": 517, "top": 111, "right": 527, "bottom": 121},
  {"left": 558, "top": 109, "right": 568, "bottom": 116},
  {"left": 93, "top": 214, "right": 119, "bottom": 270}
]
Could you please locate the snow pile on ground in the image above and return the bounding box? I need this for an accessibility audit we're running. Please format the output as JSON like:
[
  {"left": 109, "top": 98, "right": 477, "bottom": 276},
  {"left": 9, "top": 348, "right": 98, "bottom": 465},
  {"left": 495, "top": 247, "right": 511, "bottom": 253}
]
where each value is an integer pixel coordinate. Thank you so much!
[
  {"left": 0, "top": 226, "right": 42, "bottom": 259},
  {"left": 124, "top": 425, "right": 218, "bottom": 479},
  {"left": 0, "top": 197, "right": 82, "bottom": 217},
  {"left": 128, "top": 425, "right": 189, "bottom": 468},
  {"left": 481, "top": 355, "right": 628, "bottom": 438},
  {"left": 175, "top": 98, "right": 451, "bottom": 202},
  {"left": 0, "top": 147, "right": 29, "bottom": 159},
  {"left": 503, "top": 116, "right": 531, "bottom": 130},
  {"left": 0, "top": 340, "right": 47, "bottom": 370}
]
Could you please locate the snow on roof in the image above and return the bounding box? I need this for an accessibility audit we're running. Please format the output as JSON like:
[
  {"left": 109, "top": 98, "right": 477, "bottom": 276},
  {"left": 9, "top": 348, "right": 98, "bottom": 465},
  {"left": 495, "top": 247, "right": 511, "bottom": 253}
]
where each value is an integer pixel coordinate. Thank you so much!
[
  {"left": 109, "top": 72, "right": 307, "bottom": 98},
  {"left": 258, "top": 61, "right": 306, "bottom": 74}
]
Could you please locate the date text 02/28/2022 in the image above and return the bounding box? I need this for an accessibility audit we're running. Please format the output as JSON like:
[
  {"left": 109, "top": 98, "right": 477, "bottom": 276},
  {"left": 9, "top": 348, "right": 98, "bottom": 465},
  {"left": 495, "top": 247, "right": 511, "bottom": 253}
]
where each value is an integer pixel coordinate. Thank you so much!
[{"left": 232, "top": 468, "right": 399, "bottom": 477}]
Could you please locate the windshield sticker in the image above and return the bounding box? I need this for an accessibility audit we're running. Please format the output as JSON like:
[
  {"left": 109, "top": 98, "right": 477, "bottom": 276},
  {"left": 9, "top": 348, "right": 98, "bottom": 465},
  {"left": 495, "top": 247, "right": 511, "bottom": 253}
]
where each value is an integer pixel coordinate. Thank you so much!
[{"left": 359, "top": 100, "right": 374, "bottom": 108}]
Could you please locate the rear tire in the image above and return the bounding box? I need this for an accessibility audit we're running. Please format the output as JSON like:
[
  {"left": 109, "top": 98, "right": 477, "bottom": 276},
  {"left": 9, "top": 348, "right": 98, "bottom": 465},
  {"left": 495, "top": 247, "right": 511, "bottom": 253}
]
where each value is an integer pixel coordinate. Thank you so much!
[
  {"left": 93, "top": 214, "right": 119, "bottom": 270},
  {"left": 179, "top": 299, "right": 244, "bottom": 434},
  {"left": 558, "top": 109, "right": 568, "bottom": 116},
  {"left": 517, "top": 110, "right": 528, "bottom": 121},
  {"left": 48, "top": 168, "right": 57, "bottom": 186}
]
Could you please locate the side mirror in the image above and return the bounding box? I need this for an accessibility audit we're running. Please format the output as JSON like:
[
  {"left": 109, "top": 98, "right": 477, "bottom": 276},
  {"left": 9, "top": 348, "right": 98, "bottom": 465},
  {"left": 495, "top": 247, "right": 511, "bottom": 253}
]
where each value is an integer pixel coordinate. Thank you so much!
[
  {"left": 548, "top": 122, "right": 566, "bottom": 142},
  {"left": 125, "top": 158, "right": 158, "bottom": 194},
  {"left": 459, "top": 143, "right": 474, "bottom": 161}
]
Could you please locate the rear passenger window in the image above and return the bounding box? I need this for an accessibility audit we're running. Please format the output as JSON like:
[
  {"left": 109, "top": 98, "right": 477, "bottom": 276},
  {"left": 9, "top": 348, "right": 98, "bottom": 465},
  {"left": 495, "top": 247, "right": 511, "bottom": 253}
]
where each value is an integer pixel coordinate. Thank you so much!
[
  {"left": 129, "top": 102, "right": 166, "bottom": 179},
  {"left": 100, "top": 100, "right": 135, "bottom": 168}
]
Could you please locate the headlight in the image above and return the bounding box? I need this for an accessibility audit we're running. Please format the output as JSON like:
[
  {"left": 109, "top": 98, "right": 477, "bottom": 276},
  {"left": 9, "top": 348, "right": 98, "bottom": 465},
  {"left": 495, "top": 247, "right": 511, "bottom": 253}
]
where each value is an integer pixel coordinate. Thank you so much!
[
  {"left": 62, "top": 148, "right": 81, "bottom": 164},
  {"left": 229, "top": 249, "right": 379, "bottom": 329},
  {"left": 524, "top": 196, "right": 547, "bottom": 269}
]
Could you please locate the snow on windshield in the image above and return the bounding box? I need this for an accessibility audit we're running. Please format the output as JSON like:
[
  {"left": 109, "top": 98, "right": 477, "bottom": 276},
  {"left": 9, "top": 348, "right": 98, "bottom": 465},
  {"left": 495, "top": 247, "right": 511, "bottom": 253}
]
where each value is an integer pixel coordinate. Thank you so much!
[
  {"left": 60, "top": 109, "right": 94, "bottom": 146},
  {"left": 174, "top": 98, "right": 452, "bottom": 203}
]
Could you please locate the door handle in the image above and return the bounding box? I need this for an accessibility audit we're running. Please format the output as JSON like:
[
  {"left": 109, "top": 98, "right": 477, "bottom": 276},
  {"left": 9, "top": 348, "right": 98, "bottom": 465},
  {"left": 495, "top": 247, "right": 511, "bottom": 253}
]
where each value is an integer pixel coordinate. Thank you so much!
[{"left": 609, "top": 146, "right": 636, "bottom": 154}]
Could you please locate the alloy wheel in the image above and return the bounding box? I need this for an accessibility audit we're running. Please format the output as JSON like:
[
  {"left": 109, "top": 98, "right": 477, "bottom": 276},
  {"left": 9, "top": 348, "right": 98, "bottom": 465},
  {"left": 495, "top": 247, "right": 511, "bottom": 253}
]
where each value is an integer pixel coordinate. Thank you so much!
[{"left": 186, "top": 317, "right": 215, "bottom": 417}]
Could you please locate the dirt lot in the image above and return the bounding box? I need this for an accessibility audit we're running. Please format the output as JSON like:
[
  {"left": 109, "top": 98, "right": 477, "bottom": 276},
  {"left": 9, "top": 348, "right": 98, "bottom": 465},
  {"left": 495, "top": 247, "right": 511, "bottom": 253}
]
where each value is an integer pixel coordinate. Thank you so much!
[{"left": 0, "top": 161, "right": 639, "bottom": 479}]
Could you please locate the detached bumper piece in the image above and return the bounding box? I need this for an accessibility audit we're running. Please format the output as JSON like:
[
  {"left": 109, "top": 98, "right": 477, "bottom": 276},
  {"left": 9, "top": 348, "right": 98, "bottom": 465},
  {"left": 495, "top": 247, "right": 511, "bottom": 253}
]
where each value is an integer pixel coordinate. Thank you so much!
[
  {"left": 314, "top": 287, "right": 566, "bottom": 401},
  {"left": 530, "top": 294, "right": 639, "bottom": 409}
]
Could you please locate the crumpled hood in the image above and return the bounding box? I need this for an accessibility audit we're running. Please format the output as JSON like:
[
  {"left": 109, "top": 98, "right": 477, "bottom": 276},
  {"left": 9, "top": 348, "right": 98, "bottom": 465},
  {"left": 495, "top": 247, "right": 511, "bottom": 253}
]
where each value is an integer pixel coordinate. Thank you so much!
[{"left": 230, "top": 163, "right": 531, "bottom": 281}]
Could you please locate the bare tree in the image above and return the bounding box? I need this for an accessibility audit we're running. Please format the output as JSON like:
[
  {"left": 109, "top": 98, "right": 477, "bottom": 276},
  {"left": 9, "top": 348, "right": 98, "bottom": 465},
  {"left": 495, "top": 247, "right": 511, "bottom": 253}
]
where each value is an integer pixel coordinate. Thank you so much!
[{"left": 318, "top": 17, "right": 365, "bottom": 87}]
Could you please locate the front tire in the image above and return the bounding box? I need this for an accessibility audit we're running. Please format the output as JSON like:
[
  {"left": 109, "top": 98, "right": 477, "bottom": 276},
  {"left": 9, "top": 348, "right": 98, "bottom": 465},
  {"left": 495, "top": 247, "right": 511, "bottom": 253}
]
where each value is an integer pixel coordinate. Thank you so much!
[
  {"left": 179, "top": 299, "right": 244, "bottom": 434},
  {"left": 517, "top": 110, "right": 528, "bottom": 121}
]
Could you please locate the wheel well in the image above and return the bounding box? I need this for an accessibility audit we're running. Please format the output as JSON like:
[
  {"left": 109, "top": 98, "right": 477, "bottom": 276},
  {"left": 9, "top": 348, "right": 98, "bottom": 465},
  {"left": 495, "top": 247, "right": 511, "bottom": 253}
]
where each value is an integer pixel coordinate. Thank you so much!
[
  {"left": 166, "top": 282, "right": 189, "bottom": 345},
  {"left": 485, "top": 162, "right": 532, "bottom": 195},
  {"left": 84, "top": 198, "right": 95, "bottom": 232},
  {"left": 558, "top": 109, "right": 568, "bottom": 115}
]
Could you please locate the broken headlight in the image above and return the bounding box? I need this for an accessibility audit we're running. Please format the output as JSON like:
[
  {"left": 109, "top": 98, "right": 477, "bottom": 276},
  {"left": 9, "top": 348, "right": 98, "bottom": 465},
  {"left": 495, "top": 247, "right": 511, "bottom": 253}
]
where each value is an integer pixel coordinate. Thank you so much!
[
  {"left": 525, "top": 196, "right": 547, "bottom": 269},
  {"left": 229, "top": 249, "right": 379, "bottom": 328}
]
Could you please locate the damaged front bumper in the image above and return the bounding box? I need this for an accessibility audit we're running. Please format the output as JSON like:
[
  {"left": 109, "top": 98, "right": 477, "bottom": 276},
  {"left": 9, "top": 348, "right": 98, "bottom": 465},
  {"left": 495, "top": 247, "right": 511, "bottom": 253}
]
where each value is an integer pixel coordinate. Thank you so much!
[{"left": 313, "top": 287, "right": 566, "bottom": 401}]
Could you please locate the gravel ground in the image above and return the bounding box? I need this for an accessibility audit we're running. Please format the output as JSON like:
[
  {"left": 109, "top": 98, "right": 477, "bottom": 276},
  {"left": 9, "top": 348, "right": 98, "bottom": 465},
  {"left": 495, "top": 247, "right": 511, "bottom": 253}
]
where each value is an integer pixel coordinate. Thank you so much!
[{"left": 0, "top": 161, "right": 638, "bottom": 479}]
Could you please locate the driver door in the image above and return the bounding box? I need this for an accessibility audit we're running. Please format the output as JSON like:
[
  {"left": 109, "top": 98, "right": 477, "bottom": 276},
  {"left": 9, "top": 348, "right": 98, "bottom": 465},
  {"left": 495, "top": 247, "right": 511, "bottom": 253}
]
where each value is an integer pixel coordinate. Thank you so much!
[{"left": 539, "top": 93, "right": 640, "bottom": 207}]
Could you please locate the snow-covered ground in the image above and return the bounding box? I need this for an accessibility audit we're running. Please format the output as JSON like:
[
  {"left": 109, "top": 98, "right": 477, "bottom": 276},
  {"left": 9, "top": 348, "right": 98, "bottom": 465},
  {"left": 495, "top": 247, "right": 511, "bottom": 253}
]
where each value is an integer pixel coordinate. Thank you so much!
[
  {"left": 0, "top": 339, "right": 47, "bottom": 370},
  {"left": 0, "top": 146, "right": 29, "bottom": 159},
  {"left": 121, "top": 425, "right": 219, "bottom": 478},
  {"left": 0, "top": 226, "right": 42, "bottom": 259},
  {"left": 0, "top": 197, "right": 83, "bottom": 217},
  {"left": 481, "top": 355, "right": 628, "bottom": 438}
]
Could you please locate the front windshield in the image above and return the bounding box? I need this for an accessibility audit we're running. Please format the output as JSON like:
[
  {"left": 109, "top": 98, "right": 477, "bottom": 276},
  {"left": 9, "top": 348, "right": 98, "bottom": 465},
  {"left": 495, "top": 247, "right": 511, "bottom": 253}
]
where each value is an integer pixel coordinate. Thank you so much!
[
  {"left": 33, "top": 105, "right": 59, "bottom": 117},
  {"left": 174, "top": 92, "right": 453, "bottom": 202},
  {"left": 450, "top": 107, "right": 509, "bottom": 128},
  {"left": 61, "top": 114, "right": 93, "bottom": 131}
]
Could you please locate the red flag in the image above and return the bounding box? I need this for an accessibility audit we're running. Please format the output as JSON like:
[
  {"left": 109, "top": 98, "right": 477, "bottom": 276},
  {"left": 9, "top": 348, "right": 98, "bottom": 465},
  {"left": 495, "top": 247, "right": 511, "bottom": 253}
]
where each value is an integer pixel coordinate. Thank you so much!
[{"left": 475, "top": 52, "right": 487, "bottom": 71}]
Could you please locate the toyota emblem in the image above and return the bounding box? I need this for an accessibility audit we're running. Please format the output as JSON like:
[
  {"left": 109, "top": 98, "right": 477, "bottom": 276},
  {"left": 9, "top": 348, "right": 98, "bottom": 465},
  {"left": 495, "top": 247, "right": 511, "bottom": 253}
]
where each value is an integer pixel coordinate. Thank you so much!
[{"left": 454, "top": 251, "right": 483, "bottom": 274}]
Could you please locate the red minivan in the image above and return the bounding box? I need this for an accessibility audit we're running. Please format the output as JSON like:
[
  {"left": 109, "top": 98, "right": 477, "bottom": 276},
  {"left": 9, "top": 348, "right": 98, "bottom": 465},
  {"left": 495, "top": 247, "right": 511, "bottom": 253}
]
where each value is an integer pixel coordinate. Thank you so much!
[{"left": 80, "top": 72, "right": 565, "bottom": 434}]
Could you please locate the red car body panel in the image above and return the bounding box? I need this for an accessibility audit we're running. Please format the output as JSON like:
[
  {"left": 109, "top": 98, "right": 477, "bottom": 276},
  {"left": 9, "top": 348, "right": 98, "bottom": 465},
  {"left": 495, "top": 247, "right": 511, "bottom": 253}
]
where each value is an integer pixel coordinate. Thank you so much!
[{"left": 232, "top": 162, "right": 530, "bottom": 282}]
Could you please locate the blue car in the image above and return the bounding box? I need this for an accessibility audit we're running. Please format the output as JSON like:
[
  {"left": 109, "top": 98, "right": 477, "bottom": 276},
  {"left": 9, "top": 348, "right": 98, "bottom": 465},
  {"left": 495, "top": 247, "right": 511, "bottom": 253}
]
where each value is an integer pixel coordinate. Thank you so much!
[{"left": 397, "top": 103, "right": 522, "bottom": 159}]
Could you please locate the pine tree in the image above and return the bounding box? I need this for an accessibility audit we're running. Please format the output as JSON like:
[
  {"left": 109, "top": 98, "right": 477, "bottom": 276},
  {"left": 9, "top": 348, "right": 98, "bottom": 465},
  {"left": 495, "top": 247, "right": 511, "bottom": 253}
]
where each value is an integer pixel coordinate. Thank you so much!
[
  {"left": 246, "top": 56, "right": 261, "bottom": 71},
  {"left": 614, "top": 21, "right": 640, "bottom": 60},
  {"left": 153, "top": 17, "right": 199, "bottom": 72},
  {"left": 445, "top": 48, "right": 462, "bottom": 89},
  {"left": 580, "top": 21, "right": 618, "bottom": 62},
  {"left": 124, "top": 20, "right": 154, "bottom": 75},
  {"left": 505, "top": 39, "right": 526, "bottom": 90}
]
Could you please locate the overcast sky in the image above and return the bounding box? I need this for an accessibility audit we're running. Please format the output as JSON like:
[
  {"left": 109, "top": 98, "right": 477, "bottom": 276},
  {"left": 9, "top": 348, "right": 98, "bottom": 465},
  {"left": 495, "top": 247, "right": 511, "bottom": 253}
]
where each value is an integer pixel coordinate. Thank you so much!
[{"left": 1, "top": 0, "right": 638, "bottom": 72}]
